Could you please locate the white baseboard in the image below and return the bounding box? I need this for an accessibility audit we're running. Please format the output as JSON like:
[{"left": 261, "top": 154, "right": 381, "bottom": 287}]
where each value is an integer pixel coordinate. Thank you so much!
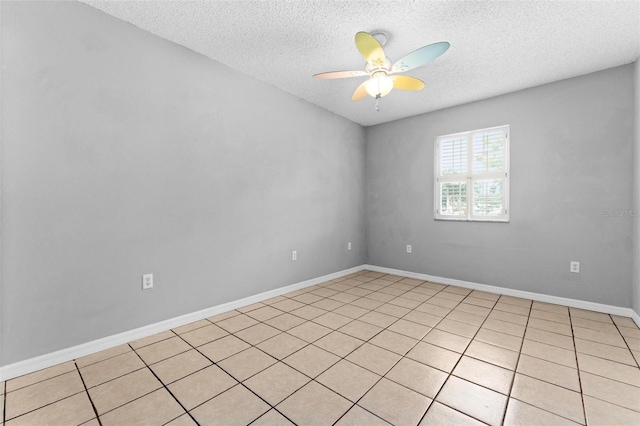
[
  {"left": 364, "top": 264, "right": 637, "bottom": 320},
  {"left": 632, "top": 310, "right": 640, "bottom": 328},
  {"left": 0, "top": 265, "right": 365, "bottom": 381},
  {"left": 2, "top": 263, "right": 637, "bottom": 381}
]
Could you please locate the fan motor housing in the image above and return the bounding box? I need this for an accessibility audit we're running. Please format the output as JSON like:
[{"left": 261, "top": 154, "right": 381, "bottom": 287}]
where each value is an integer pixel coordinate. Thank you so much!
[{"left": 366, "top": 58, "right": 391, "bottom": 75}]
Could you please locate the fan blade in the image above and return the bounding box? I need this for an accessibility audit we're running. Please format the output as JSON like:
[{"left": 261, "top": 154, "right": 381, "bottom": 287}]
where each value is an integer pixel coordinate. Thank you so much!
[
  {"left": 352, "top": 81, "right": 369, "bottom": 101},
  {"left": 392, "top": 75, "right": 425, "bottom": 91},
  {"left": 391, "top": 42, "right": 450, "bottom": 73},
  {"left": 355, "top": 32, "right": 386, "bottom": 67},
  {"left": 313, "top": 70, "right": 368, "bottom": 79}
]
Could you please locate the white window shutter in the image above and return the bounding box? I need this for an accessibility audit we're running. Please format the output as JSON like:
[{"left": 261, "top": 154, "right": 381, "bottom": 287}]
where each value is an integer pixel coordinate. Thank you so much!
[{"left": 435, "top": 126, "right": 509, "bottom": 222}]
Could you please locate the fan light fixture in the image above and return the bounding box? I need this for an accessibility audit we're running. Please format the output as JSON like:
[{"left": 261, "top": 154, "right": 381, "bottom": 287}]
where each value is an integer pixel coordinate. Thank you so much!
[
  {"left": 313, "top": 31, "right": 450, "bottom": 112},
  {"left": 365, "top": 71, "right": 393, "bottom": 97}
]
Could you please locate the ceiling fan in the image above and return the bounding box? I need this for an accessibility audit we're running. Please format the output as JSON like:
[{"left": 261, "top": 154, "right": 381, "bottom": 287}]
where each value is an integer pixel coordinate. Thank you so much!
[{"left": 313, "top": 31, "right": 450, "bottom": 111}]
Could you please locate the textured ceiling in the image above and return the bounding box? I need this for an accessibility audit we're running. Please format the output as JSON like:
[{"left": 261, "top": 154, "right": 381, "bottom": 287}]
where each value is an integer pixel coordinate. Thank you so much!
[{"left": 81, "top": 0, "right": 640, "bottom": 127}]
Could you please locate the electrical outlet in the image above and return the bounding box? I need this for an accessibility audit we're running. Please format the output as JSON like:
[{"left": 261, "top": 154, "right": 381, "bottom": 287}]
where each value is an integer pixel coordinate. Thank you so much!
[
  {"left": 292, "top": 250, "right": 297, "bottom": 261},
  {"left": 348, "top": 242, "right": 352, "bottom": 250},
  {"left": 142, "top": 273, "right": 153, "bottom": 290},
  {"left": 406, "top": 245, "right": 412, "bottom": 253},
  {"left": 570, "top": 261, "right": 580, "bottom": 273}
]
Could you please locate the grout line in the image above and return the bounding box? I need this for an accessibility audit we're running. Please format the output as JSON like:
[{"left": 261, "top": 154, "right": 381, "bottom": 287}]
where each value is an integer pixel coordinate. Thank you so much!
[
  {"left": 570, "top": 310, "right": 589, "bottom": 425},
  {"left": 215, "top": 273, "right": 387, "bottom": 423},
  {"left": 527, "top": 338, "right": 634, "bottom": 370},
  {"left": 127, "top": 343, "right": 201, "bottom": 426},
  {"left": 237, "top": 380, "right": 299, "bottom": 426},
  {"left": 499, "top": 296, "right": 533, "bottom": 426},
  {"left": 609, "top": 315, "right": 640, "bottom": 369},
  {"left": 246, "top": 406, "right": 297, "bottom": 426},
  {"left": 415, "top": 289, "right": 499, "bottom": 425},
  {"left": 9, "top": 366, "right": 84, "bottom": 393},
  {"left": 74, "top": 361, "right": 103, "bottom": 426},
  {"left": 297, "top": 274, "right": 416, "bottom": 425},
  {"left": 327, "top": 277, "right": 498, "bottom": 424},
  {"left": 243, "top": 273, "right": 430, "bottom": 424},
  {"left": 493, "top": 305, "right": 592, "bottom": 425},
  {"left": 171, "top": 313, "right": 304, "bottom": 425},
  {"left": 2, "top": 391, "right": 87, "bottom": 424}
]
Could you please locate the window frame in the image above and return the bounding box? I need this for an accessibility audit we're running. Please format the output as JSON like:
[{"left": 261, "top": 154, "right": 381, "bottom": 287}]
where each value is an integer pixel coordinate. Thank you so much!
[{"left": 434, "top": 125, "right": 510, "bottom": 223}]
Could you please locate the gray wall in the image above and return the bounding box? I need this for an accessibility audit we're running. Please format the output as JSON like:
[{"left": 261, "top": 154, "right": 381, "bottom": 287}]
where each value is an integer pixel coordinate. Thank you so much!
[
  {"left": 0, "top": 1, "right": 366, "bottom": 365},
  {"left": 634, "top": 59, "right": 640, "bottom": 316},
  {"left": 367, "top": 65, "right": 634, "bottom": 307},
  {"left": 1, "top": 0, "right": 637, "bottom": 368}
]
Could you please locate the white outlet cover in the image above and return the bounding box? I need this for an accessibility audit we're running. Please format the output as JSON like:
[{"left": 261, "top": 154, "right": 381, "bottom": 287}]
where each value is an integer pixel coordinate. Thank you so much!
[
  {"left": 292, "top": 251, "right": 297, "bottom": 261},
  {"left": 348, "top": 242, "right": 352, "bottom": 250},
  {"left": 570, "top": 262, "right": 580, "bottom": 273},
  {"left": 407, "top": 245, "right": 412, "bottom": 253},
  {"left": 142, "top": 273, "right": 153, "bottom": 289}
]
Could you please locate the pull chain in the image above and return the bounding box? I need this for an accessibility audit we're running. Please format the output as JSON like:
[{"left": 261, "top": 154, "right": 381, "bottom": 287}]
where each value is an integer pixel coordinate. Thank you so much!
[{"left": 375, "top": 94, "right": 381, "bottom": 112}]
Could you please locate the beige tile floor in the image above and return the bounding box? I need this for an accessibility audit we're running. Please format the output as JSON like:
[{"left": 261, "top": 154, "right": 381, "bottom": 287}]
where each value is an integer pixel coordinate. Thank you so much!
[{"left": 3, "top": 270, "right": 640, "bottom": 425}]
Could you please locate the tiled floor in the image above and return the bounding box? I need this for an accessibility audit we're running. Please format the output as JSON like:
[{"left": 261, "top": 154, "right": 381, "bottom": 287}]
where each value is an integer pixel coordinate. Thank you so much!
[{"left": 3, "top": 270, "right": 640, "bottom": 425}]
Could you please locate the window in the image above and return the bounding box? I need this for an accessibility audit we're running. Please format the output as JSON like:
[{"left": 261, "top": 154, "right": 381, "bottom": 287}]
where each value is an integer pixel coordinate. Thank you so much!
[{"left": 434, "top": 125, "right": 509, "bottom": 222}]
